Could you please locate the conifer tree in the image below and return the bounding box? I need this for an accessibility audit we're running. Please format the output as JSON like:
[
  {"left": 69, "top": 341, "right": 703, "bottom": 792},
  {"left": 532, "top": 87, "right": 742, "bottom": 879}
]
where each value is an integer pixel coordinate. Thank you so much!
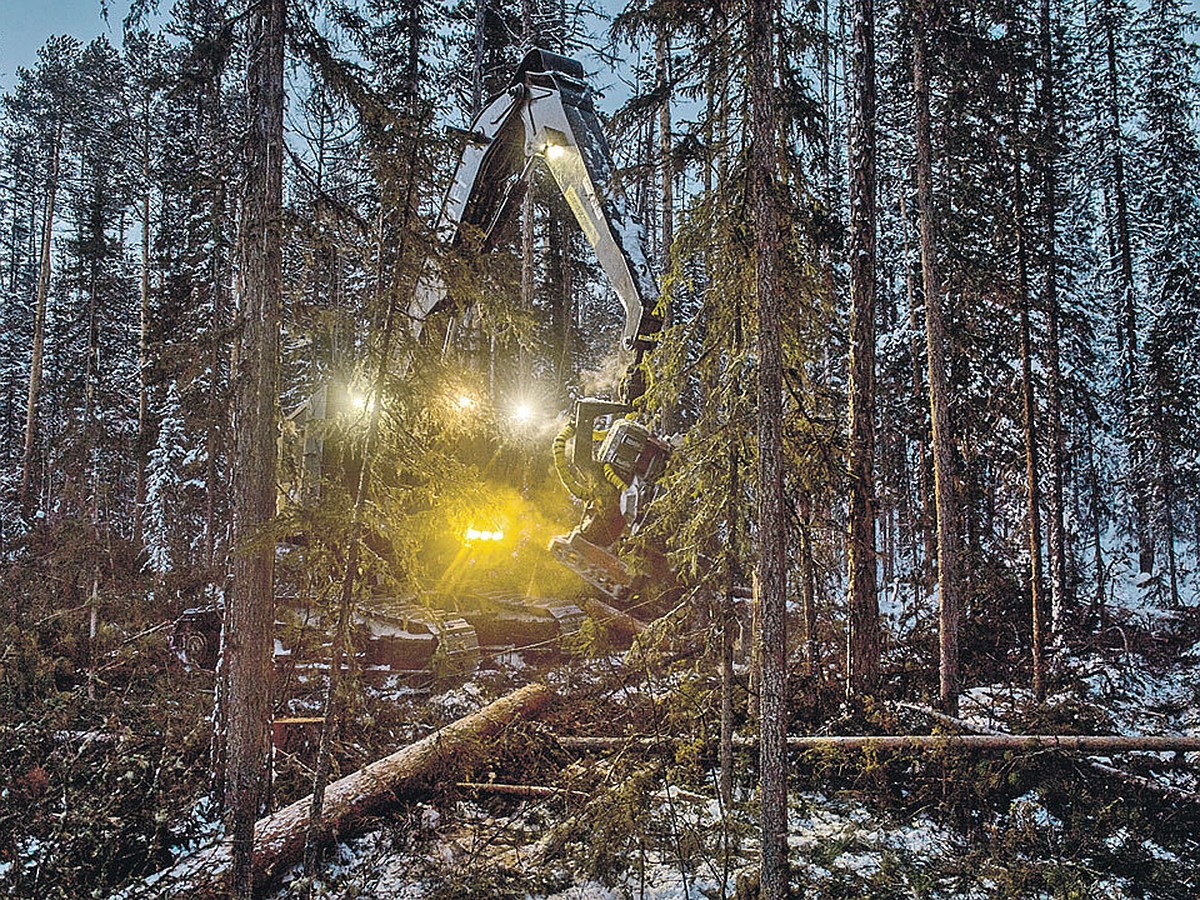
[
  {"left": 748, "top": 0, "right": 789, "bottom": 892},
  {"left": 225, "top": 0, "right": 285, "bottom": 894},
  {"left": 16, "top": 38, "right": 79, "bottom": 519},
  {"left": 847, "top": 0, "right": 881, "bottom": 698},
  {"left": 1134, "top": 0, "right": 1200, "bottom": 605},
  {"left": 910, "top": 0, "right": 963, "bottom": 716},
  {"left": 144, "top": 384, "right": 188, "bottom": 577}
]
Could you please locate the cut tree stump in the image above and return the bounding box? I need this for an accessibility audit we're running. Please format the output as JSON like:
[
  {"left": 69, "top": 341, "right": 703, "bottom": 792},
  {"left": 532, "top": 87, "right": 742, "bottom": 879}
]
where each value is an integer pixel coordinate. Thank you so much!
[{"left": 113, "top": 682, "right": 554, "bottom": 898}]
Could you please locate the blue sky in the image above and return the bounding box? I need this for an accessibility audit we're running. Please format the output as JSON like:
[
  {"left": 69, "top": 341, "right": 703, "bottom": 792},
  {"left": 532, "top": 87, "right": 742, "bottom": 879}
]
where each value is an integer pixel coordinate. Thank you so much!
[{"left": 0, "top": 0, "right": 133, "bottom": 90}]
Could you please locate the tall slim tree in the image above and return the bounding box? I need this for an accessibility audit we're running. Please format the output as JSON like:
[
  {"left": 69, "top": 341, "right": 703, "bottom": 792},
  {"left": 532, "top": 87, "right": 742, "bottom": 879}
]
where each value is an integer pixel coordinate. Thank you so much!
[
  {"left": 1007, "top": 19, "right": 1046, "bottom": 702},
  {"left": 911, "top": 0, "right": 963, "bottom": 716},
  {"left": 846, "top": 0, "right": 880, "bottom": 698},
  {"left": 225, "top": 0, "right": 285, "bottom": 895},
  {"left": 749, "top": 0, "right": 789, "bottom": 893},
  {"left": 1039, "top": 0, "right": 1070, "bottom": 634},
  {"left": 18, "top": 39, "right": 77, "bottom": 518}
]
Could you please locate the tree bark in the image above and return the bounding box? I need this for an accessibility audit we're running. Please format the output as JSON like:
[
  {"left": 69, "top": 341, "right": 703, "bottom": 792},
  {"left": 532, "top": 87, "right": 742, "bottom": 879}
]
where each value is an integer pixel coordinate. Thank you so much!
[
  {"left": 900, "top": 190, "right": 935, "bottom": 600},
  {"left": 225, "top": 0, "right": 285, "bottom": 896},
  {"left": 19, "top": 117, "right": 62, "bottom": 519},
  {"left": 123, "top": 685, "right": 554, "bottom": 899},
  {"left": 720, "top": 443, "right": 739, "bottom": 811},
  {"left": 846, "top": 0, "right": 880, "bottom": 699},
  {"left": 748, "top": 0, "right": 789, "bottom": 893},
  {"left": 912, "top": 0, "right": 963, "bottom": 717}
]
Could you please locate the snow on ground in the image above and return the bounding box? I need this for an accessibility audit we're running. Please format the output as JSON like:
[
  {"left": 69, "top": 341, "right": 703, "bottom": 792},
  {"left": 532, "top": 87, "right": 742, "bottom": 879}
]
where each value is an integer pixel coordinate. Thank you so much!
[{"left": 264, "top": 543, "right": 1200, "bottom": 899}]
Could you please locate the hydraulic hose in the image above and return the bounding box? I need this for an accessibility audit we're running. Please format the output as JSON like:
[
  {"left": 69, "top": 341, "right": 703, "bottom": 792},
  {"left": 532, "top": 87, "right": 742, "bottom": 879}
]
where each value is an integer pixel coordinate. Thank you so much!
[
  {"left": 603, "top": 463, "right": 630, "bottom": 493},
  {"left": 552, "top": 421, "right": 593, "bottom": 500}
]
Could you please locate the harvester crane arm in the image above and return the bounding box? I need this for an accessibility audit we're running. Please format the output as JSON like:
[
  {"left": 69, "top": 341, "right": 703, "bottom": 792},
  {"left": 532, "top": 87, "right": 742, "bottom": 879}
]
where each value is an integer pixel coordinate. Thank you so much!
[
  {"left": 416, "top": 48, "right": 672, "bottom": 603},
  {"left": 410, "top": 48, "right": 662, "bottom": 361}
]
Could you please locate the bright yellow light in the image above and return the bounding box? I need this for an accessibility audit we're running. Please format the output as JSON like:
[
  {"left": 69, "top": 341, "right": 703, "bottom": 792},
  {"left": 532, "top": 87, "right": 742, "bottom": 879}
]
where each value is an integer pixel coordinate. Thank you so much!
[
  {"left": 464, "top": 526, "right": 504, "bottom": 543},
  {"left": 513, "top": 402, "right": 534, "bottom": 423},
  {"left": 347, "top": 391, "right": 374, "bottom": 413},
  {"left": 545, "top": 142, "right": 566, "bottom": 161},
  {"left": 456, "top": 394, "right": 475, "bottom": 410}
]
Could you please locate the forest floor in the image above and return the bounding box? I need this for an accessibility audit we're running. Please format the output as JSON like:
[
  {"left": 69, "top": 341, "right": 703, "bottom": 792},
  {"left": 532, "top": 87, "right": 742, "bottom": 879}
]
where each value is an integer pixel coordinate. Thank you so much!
[
  {"left": 4, "top": 550, "right": 1200, "bottom": 899},
  {"left": 256, "top": 567, "right": 1200, "bottom": 900}
]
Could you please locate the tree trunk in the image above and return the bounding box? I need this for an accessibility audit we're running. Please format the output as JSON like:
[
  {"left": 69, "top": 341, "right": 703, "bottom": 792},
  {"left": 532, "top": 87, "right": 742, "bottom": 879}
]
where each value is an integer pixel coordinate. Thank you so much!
[
  {"left": 19, "top": 117, "right": 62, "bottom": 519},
  {"left": 305, "top": 16, "right": 426, "bottom": 884},
  {"left": 1040, "top": 0, "right": 1069, "bottom": 634},
  {"left": 748, "top": 0, "right": 789, "bottom": 893},
  {"left": 1011, "top": 79, "right": 1046, "bottom": 704},
  {"left": 124, "top": 685, "right": 554, "bottom": 899},
  {"left": 1102, "top": 0, "right": 1150, "bottom": 574},
  {"left": 900, "top": 189, "right": 934, "bottom": 600},
  {"left": 1155, "top": 387, "right": 1180, "bottom": 608},
  {"left": 225, "top": 0, "right": 285, "bottom": 895},
  {"left": 1087, "top": 417, "right": 1106, "bottom": 624},
  {"left": 720, "top": 443, "right": 739, "bottom": 811},
  {"left": 912, "top": 0, "right": 963, "bottom": 717},
  {"left": 799, "top": 499, "right": 818, "bottom": 674},
  {"left": 846, "top": 0, "right": 880, "bottom": 699},
  {"left": 657, "top": 29, "right": 675, "bottom": 433},
  {"left": 204, "top": 62, "right": 229, "bottom": 577},
  {"left": 135, "top": 91, "right": 152, "bottom": 551}
]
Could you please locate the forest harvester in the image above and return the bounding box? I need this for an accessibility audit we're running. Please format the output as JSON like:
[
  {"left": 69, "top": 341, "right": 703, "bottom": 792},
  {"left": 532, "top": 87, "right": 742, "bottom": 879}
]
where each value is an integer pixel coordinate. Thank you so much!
[
  {"left": 410, "top": 47, "right": 672, "bottom": 603},
  {"left": 171, "top": 49, "right": 672, "bottom": 674}
]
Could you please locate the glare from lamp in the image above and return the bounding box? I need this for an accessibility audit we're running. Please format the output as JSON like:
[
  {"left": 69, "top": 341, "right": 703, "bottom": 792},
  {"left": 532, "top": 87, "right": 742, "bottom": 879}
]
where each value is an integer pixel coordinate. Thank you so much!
[
  {"left": 544, "top": 142, "right": 565, "bottom": 161},
  {"left": 456, "top": 394, "right": 474, "bottom": 410},
  {"left": 513, "top": 402, "right": 535, "bottom": 423},
  {"left": 464, "top": 526, "right": 504, "bottom": 543}
]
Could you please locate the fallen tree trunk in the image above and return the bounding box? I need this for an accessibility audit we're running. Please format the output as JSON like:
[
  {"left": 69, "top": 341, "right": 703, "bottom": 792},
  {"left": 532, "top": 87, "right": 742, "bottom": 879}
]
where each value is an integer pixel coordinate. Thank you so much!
[
  {"left": 117, "top": 682, "right": 554, "bottom": 899},
  {"left": 582, "top": 597, "right": 647, "bottom": 637},
  {"left": 556, "top": 733, "right": 1200, "bottom": 753},
  {"left": 456, "top": 781, "right": 589, "bottom": 801},
  {"left": 899, "top": 702, "right": 1200, "bottom": 804}
]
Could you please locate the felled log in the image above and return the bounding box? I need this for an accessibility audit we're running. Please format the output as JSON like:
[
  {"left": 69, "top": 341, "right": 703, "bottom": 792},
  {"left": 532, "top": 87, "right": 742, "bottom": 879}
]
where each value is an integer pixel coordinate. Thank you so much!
[
  {"left": 555, "top": 733, "right": 1200, "bottom": 753},
  {"left": 116, "top": 682, "right": 554, "bottom": 898},
  {"left": 899, "top": 702, "right": 1200, "bottom": 804},
  {"left": 581, "top": 597, "right": 647, "bottom": 637},
  {"left": 456, "top": 781, "right": 589, "bottom": 801}
]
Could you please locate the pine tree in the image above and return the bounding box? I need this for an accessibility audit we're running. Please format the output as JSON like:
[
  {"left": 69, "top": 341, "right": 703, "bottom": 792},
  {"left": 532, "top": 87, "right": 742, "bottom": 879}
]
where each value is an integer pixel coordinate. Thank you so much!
[
  {"left": 14, "top": 37, "right": 80, "bottom": 519},
  {"left": 144, "top": 384, "right": 188, "bottom": 577},
  {"left": 910, "top": 0, "right": 964, "bottom": 716}
]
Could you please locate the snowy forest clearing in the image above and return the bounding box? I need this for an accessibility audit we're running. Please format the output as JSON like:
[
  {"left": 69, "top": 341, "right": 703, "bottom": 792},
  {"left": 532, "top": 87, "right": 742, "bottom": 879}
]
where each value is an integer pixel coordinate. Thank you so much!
[{"left": 4, "top": 0, "right": 1200, "bottom": 895}]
